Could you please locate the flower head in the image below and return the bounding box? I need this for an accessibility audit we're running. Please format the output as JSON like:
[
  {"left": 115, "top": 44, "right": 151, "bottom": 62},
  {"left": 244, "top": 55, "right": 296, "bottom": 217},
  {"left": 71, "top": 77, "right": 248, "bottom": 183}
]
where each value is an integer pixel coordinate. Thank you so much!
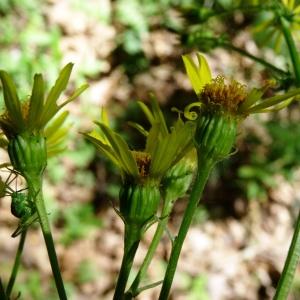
[
  {"left": 0, "top": 64, "right": 88, "bottom": 177},
  {"left": 0, "top": 64, "right": 88, "bottom": 138},
  {"left": 85, "top": 98, "right": 194, "bottom": 185},
  {"left": 182, "top": 52, "right": 300, "bottom": 119}
]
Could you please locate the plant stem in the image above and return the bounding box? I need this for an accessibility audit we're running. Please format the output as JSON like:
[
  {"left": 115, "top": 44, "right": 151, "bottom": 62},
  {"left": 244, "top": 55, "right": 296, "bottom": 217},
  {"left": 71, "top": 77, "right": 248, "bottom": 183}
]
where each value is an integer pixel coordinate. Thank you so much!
[
  {"left": 279, "top": 16, "right": 300, "bottom": 86},
  {"left": 274, "top": 210, "right": 300, "bottom": 299},
  {"left": 6, "top": 230, "right": 27, "bottom": 297},
  {"left": 222, "top": 42, "right": 288, "bottom": 76},
  {"left": 158, "top": 156, "right": 215, "bottom": 300},
  {"left": 27, "top": 175, "right": 67, "bottom": 300},
  {"left": 113, "top": 224, "right": 142, "bottom": 300},
  {"left": 0, "top": 279, "right": 8, "bottom": 300},
  {"left": 125, "top": 196, "right": 174, "bottom": 298},
  {"left": 207, "top": 4, "right": 271, "bottom": 21}
]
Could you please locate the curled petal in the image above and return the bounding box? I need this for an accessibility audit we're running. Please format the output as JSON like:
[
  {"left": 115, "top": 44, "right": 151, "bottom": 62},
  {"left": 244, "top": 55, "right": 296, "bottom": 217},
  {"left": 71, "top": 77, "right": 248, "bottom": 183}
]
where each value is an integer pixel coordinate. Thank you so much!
[{"left": 184, "top": 102, "right": 203, "bottom": 120}]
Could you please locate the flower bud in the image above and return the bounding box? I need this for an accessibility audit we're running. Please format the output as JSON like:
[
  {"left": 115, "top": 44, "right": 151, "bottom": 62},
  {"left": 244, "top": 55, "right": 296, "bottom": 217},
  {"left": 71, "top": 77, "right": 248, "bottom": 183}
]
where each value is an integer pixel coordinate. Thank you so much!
[
  {"left": 8, "top": 134, "right": 47, "bottom": 178},
  {"left": 119, "top": 182, "right": 160, "bottom": 226},
  {"left": 195, "top": 113, "right": 237, "bottom": 161},
  {"left": 161, "top": 152, "right": 196, "bottom": 201}
]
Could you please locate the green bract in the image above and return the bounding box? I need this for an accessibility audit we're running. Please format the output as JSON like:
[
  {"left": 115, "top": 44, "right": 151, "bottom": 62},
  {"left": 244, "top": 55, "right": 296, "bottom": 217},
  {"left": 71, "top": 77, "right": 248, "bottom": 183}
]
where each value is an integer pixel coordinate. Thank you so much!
[
  {"left": 8, "top": 134, "right": 47, "bottom": 178},
  {"left": 119, "top": 182, "right": 160, "bottom": 226},
  {"left": 195, "top": 113, "right": 237, "bottom": 161}
]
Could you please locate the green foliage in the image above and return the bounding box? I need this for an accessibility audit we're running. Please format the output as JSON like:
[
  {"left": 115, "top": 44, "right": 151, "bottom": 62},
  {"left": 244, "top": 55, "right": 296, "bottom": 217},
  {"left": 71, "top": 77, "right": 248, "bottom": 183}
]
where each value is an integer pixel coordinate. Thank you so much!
[
  {"left": 75, "top": 260, "right": 99, "bottom": 284},
  {"left": 0, "top": 0, "right": 62, "bottom": 99},
  {"left": 15, "top": 269, "right": 75, "bottom": 300},
  {"left": 59, "top": 203, "right": 102, "bottom": 246},
  {"left": 191, "top": 205, "right": 209, "bottom": 225},
  {"left": 16, "top": 270, "right": 54, "bottom": 300},
  {"left": 237, "top": 117, "right": 300, "bottom": 200},
  {"left": 188, "top": 275, "right": 210, "bottom": 300}
]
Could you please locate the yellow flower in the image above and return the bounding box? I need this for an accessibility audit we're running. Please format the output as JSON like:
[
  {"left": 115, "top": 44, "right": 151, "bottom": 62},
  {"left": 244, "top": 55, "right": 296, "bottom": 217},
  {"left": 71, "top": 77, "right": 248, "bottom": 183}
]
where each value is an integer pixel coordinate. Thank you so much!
[
  {"left": 182, "top": 52, "right": 300, "bottom": 118},
  {"left": 0, "top": 64, "right": 88, "bottom": 177},
  {"left": 85, "top": 99, "right": 194, "bottom": 184},
  {"left": 0, "top": 64, "right": 88, "bottom": 138}
]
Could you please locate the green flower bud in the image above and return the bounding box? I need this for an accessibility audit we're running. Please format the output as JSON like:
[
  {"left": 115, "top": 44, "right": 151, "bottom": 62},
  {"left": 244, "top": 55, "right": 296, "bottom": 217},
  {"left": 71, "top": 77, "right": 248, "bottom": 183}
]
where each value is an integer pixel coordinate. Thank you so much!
[
  {"left": 195, "top": 113, "right": 237, "bottom": 161},
  {"left": 119, "top": 182, "right": 160, "bottom": 226},
  {"left": 161, "top": 151, "right": 197, "bottom": 202},
  {"left": 8, "top": 134, "right": 47, "bottom": 178}
]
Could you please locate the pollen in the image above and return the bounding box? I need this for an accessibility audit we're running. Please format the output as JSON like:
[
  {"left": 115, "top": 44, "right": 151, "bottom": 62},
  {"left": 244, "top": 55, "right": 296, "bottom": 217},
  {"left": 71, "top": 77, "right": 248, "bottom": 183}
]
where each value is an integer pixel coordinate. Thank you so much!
[
  {"left": 201, "top": 76, "right": 247, "bottom": 113},
  {"left": 132, "top": 151, "right": 151, "bottom": 177},
  {"left": 21, "top": 101, "right": 30, "bottom": 120}
]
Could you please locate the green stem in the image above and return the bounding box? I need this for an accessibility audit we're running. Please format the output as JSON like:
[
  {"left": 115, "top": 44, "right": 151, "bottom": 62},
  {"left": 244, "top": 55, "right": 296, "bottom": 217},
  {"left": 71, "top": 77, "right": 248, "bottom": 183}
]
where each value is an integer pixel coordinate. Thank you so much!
[
  {"left": 125, "top": 197, "right": 174, "bottom": 298},
  {"left": 6, "top": 230, "right": 27, "bottom": 297},
  {"left": 274, "top": 210, "right": 300, "bottom": 299},
  {"left": 207, "top": 4, "right": 270, "bottom": 20},
  {"left": 158, "top": 156, "right": 215, "bottom": 300},
  {"left": 0, "top": 279, "right": 8, "bottom": 300},
  {"left": 222, "top": 42, "right": 288, "bottom": 76},
  {"left": 113, "top": 224, "right": 142, "bottom": 300},
  {"left": 27, "top": 175, "right": 67, "bottom": 300},
  {"left": 279, "top": 16, "right": 300, "bottom": 86}
]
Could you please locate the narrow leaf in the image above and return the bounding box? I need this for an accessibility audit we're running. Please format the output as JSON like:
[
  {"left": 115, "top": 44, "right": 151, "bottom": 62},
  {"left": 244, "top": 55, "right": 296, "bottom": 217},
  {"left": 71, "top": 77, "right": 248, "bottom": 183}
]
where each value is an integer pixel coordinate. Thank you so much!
[
  {"left": 41, "top": 83, "right": 88, "bottom": 128},
  {"left": 137, "top": 101, "right": 155, "bottom": 124},
  {"left": 238, "top": 88, "right": 263, "bottom": 112},
  {"left": 145, "top": 122, "right": 161, "bottom": 155},
  {"left": 59, "top": 83, "right": 89, "bottom": 108},
  {"left": 44, "top": 111, "right": 69, "bottom": 138},
  {"left": 44, "top": 63, "right": 74, "bottom": 110},
  {"left": 0, "top": 70, "right": 24, "bottom": 130},
  {"left": 127, "top": 121, "right": 148, "bottom": 136},
  {"left": 150, "top": 96, "right": 169, "bottom": 136},
  {"left": 98, "top": 123, "right": 139, "bottom": 177},
  {"left": 84, "top": 134, "right": 122, "bottom": 169},
  {"left": 247, "top": 88, "right": 300, "bottom": 113},
  {"left": 28, "top": 73, "right": 44, "bottom": 129},
  {"left": 38, "top": 63, "right": 74, "bottom": 127}
]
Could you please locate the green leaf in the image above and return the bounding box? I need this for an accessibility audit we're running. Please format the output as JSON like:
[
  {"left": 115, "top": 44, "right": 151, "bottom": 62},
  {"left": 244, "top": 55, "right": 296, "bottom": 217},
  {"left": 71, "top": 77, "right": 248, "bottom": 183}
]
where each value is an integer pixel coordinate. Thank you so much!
[
  {"left": 145, "top": 122, "right": 161, "bottom": 155},
  {"left": 38, "top": 63, "right": 79, "bottom": 128},
  {"left": 40, "top": 83, "right": 88, "bottom": 129},
  {"left": 97, "top": 123, "right": 139, "bottom": 177},
  {"left": 44, "top": 111, "right": 69, "bottom": 138},
  {"left": 59, "top": 83, "right": 89, "bottom": 108},
  {"left": 44, "top": 63, "right": 74, "bottom": 110},
  {"left": 253, "top": 97, "right": 294, "bottom": 113},
  {"left": 150, "top": 121, "right": 194, "bottom": 178},
  {"left": 238, "top": 88, "right": 263, "bottom": 113},
  {"left": 28, "top": 73, "right": 45, "bottom": 130},
  {"left": 150, "top": 96, "right": 169, "bottom": 136},
  {"left": 84, "top": 134, "right": 122, "bottom": 170},
  {"left": 137, "top": 101, "right": 155, "bottom": 124},
  {"left": 0, "top": 70, "right": 24, "bottom": 131},
  {"left": 46, "top": 125, "right": 69, "bottom": 145},
  {"left": 248, "top": 88, "right": 300, "bottom": 113},
  {"left": 127, "top": 121, "right": 148, "bottom": 136},
  {"left": 100, "top": 107, "right": 109, "bottom": 126}
]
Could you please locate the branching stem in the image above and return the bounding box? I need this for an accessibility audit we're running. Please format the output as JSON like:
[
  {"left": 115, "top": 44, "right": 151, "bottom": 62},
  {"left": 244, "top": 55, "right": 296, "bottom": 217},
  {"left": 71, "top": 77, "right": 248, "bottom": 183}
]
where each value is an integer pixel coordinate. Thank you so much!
[
  {"left": 27, "top": 175, "right": 67, "bottom": 300},
  {"left": 158, "top": 155, "right": 215, "bottom": 299}
]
